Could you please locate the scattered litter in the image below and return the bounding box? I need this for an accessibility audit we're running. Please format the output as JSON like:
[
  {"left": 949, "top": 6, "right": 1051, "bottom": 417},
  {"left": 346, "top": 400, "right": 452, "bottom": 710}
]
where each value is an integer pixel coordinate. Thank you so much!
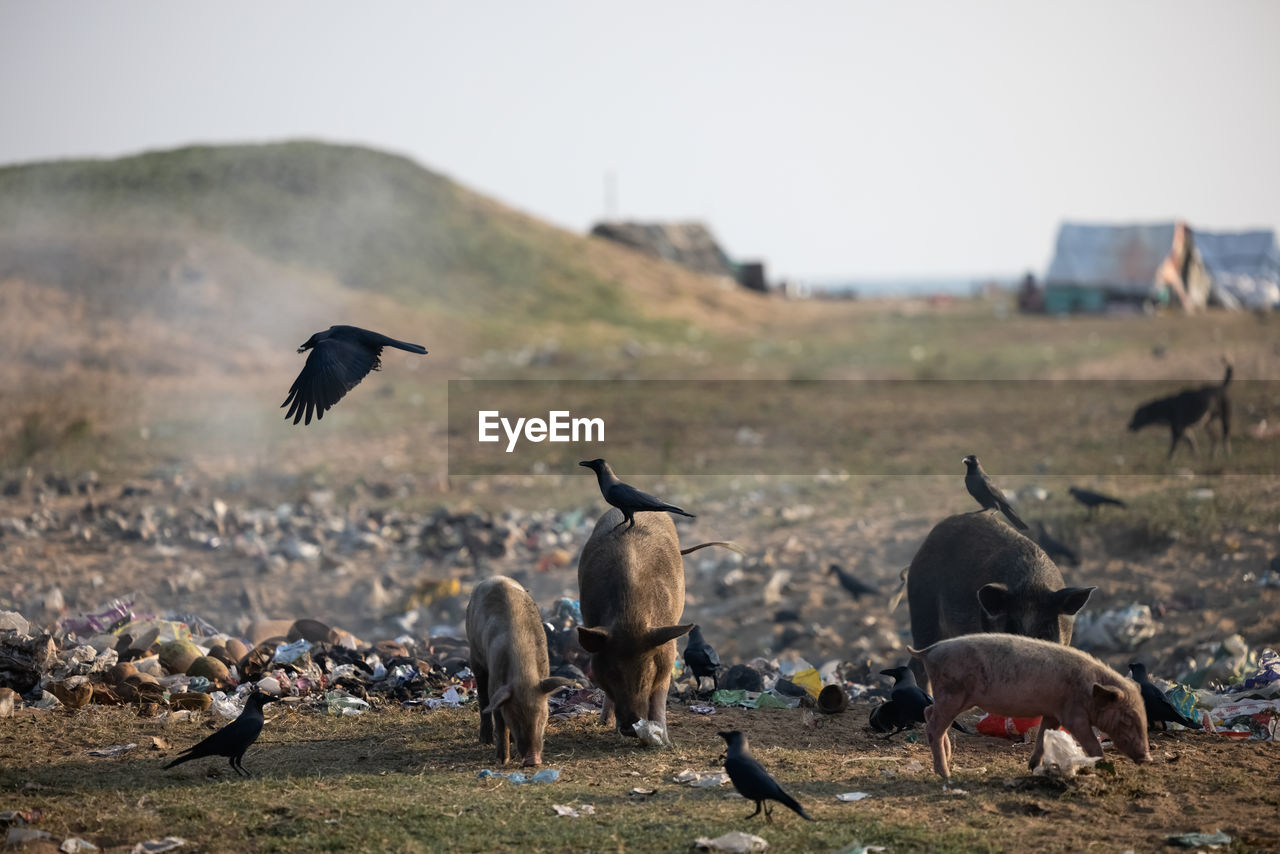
[
  {"left": 630, "top": 787, "right": 656, "bottom": 796},
  {"left": 838, "top": 847, "right": 886, "bottom": 854},
  {"left": 1033, "top": 729, "right": 1099, "bottom": 777},
  {"left": 60, "top": 838, "right": 99, "bottom": 853},
  {"left": 689, "top": 703, "right": 716, "bottom": 715},
  {"left": 150, "top": 737, "right": 170, "bottom": 750},
  {"left": 0, "top": 809, "right": 41, "bottom": 826},
  {"left": 694, "top": 831, "right": 768, "bottom": 852},
  {"left": 551, "top": 804, "right": 595, "bottom": 818},
  {"left": 673, "top": 769, "right": 730, "bottom": 787},
  {"left": 633, "top": 718, "right": 667, "bottom": 747},
  {"left": 7, "top": 828, "right": 52, "bottom": 845},
  {"left": 324, "top": 691, "right": 369, "bottom": 716},
  {"left": 87, "top": 743, "right": 136, "bottom": 757},
  {"left": 976, "top": 713, "right": 1041, "bottom": 739},
  {"left": 424, "top": 686, "right": 463, "bottom": 709},
  {"left": 1166, "top": 830, "right": 1231, "bottom": 848},
  {"left": 1072, "top": 604, "right": 1157, "bottom": 653},
  {"left": 836, "top": 791, "right": 871, "bottom": 801},
  {"left": 131, "top": 838, "right": 187, "bottom": 854},
  {"left": 271, "top": 639, "right": 312, "bottom": 665},
  {"left": 477, "top": 767, "right": 560, "bottom": 784}
]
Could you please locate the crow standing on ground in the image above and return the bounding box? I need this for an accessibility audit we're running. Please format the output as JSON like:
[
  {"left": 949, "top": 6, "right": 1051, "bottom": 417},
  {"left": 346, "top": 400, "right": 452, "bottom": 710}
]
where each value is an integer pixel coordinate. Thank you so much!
[
  {"left": 870, "top": 665, "right": 967, "bottom": 737},
  {"left": 717, "top": 730, "right": 815, "bottom": 823},
  {"left": 962, "top": 455, "right": 1028, "bottom": 530},
  {"left": 164, "top": 691, "right": 275, "bottom": 776},
  {"left": 683, "top": 624, "right": 721, "bottom": 694},
  {"left": 1034, "top": 521, "right": 1080, "bottom": 567},
  {"left": 282, "top": 325, "right": 428, "bottom": 425},
  {"left": 829, "top": 564, "right": 877, "bottom": 600},
  {"left": 1130, "top": 662, "right": 1201, "bottom": 732},
  {"left": 579, "top": 459, "right": 694, "bottom": 532},
  {"left": 1068, "top": 487, "right": 1126, "bottom": 518}
]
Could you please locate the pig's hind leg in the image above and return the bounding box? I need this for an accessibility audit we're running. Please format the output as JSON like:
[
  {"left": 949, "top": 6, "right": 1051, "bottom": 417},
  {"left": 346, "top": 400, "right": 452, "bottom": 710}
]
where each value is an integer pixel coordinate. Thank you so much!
[
  {"left": 475, "top": 667, "right": 494, "bottom": 745},
  {"left": 648, "top": 681, "right": 672, "bottom": 745},
  {"left": 923, "top": 703, "right": 955, "bottom": 780}
]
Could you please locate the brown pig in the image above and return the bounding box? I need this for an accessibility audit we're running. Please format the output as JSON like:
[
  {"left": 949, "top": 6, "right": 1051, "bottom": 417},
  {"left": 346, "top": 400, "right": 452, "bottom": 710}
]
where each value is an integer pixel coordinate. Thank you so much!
[
  {"left": 906, "top": 512, "right": 1095, "bottom": 691},
  {"left": 576, "top": 508, "right": 692, "bottom": 744},
  {"left": 910, "top": 633, "right": 1151, "bottom": 782},
  {"left": 466, "top": 576, "right": 573, "bottom": 766}
]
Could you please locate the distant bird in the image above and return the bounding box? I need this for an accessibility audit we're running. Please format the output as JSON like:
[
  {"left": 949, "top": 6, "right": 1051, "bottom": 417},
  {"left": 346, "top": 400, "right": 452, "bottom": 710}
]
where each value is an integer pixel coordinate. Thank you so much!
[
  {"left": 1068, "top": 487, "right": 1126, "bottom": 518},
  {"left": 871, "top": 666, "right": 967, "bottom": 737},
  {"left": 1034, "top": 521, "right": 1080, "bottom": 567},
  {"left": 282, "top": 325, "right": 428, "bottom": 425},
  {"left": 683, "top": 625, "right": 721, "bottom": 694},
  {"left": 1128, "top": 364, "right": 1232, "bottom": 459},
  {"left": 579, "top": 459, "right": 694, "bottom": 532},
  {"left": 962, "top": 455, "right": 1028, "bottom": 530},
  {"left": 1130, "top": 662, "right": 1201, "bottom": 732},
  {"left": 164, "top": 691, "right": 275, "bottom": 776},
  {"left": 718, "top": 730, "right": 814, "bottom": 823},
  {"left": 829, "top": 564, "right": 877, "bottom": 600}
]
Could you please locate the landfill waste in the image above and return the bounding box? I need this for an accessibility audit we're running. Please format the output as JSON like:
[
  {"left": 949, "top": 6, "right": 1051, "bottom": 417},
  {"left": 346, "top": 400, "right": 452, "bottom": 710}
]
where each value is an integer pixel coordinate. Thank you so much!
[
  {"left": 975, "top": 714, "right": 1041, "bottom": 740},
  {"left": 7, "top": 828, "right": 52, "bottom": 845},
  {"left": 633, "top": 718, "right": 667, "bottom": 747},
  {"left": 1165, "top": 830, "right": 1231, "bottom": 848},
  {"left": 673, "top": 769, "right": 730, "bottom": 787},
  {"left": 551, "top": 804, "right": 595, "bottom": 817},
  {"left": 1072, "top": 604, "right": 1157, "bottom": 653},
  {"left": 477, "top": 768, "right": 560, "bottom": 784},
  {"left": 694, "top": 831, "right": 769, "bottom": 852},
  {"left": 1033, "top": 729, "right": 1100, "bottom": 777},
  {"left": 60, "top": 838, "right": 100, "bottom": 853},
  {"left": 87, "top": 743, "right": 137, "bottom": 757},
  {"left": 131, "top": 838, "right": 187, "bottom": 854},
  {"left": 836, "top": 792, "right": 871, "bottom": 801}
]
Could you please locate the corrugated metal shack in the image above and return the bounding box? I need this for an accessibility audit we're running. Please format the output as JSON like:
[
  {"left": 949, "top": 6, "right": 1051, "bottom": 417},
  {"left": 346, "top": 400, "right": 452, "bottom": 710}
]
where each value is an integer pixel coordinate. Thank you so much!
[{"left": 589, "top": 220, "right": 768, "bottom": 292}]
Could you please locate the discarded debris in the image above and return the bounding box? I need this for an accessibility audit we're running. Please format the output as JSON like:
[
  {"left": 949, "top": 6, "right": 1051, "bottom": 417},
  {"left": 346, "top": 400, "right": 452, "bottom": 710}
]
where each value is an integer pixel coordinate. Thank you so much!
[
  {"left": 131, "top": 838, "right": 187, "bottom": 854},
  {"left": 1033, "top": 729, "right": 1100, "bottom": 777},
  {"left": 551, "top": 804, "right": 595, "bottom": 817},
  {"left": 477, "top": 768, "right": 560, "bottom": 784},
  {"left": 836, "top": 791, "right": 871, "bottom": 801},
  {"left": 87, "top": 743, "right": 137, "bottom": 757},
  {"left": 1166, "top": 830, "right": 1231, "bottom": 848},
  {"left": 694, "top": 831, "right": 769, "bottom": 853}
]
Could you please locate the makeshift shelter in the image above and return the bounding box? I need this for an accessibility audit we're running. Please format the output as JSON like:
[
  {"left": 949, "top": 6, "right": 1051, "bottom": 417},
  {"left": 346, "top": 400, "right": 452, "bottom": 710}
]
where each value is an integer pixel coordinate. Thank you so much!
[
  {"left": 589, "top": 220, "right": 768, "bottom": 292},
  {"left": 1041, "top": 221, "right": 1280, "bottom": 314}
]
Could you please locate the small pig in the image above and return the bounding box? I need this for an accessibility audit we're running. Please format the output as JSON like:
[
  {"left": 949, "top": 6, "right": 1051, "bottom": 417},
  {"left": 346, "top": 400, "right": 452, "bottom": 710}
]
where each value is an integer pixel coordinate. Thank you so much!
[
  {"left": 906, "top": 512, "right": 1094, "bottom": 691},
  {"left": 466, "top": 576, "right": 573, "bottom": 766},
  {"left": 577, "top": 508, "right": 692, "bottom": 744},
  {"left": 910, "top": 633, "right": 1151, "bottom": 782}
]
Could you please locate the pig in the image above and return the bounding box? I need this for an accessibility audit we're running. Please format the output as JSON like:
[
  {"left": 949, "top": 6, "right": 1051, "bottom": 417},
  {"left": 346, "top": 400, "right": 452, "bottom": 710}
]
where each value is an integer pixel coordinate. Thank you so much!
[
  {"left": 465, "top": 576, "right": 573, "bottom": 766},
  {"left": 576, "top": 508, "right": 693, "bottom": 744},
  {"left": 906, "top": 512, "right": 1094, "bottom": 691},
  {"left": 910, "top": 633, "right": 1151, "bottom": 782}
]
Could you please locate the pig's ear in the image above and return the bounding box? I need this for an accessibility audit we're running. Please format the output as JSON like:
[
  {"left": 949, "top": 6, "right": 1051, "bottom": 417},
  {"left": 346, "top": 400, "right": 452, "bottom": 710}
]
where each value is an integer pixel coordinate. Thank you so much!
[
  {"left": 1055, "top": 586, "right": 1095, "bottom": 616},
  {"left": 577, "top": 626, "right": 610, "bottom": 653},
  {"left": 976, "top": 583, "right": 1010, "bottom": 619},
  {"left": 537, "top": 677, "right": 575, "bottom": 695},
  {"left": 643, "top": 623, "right": 695, "bottom": 650},
  {"left": 483, "top": 683, "right": 513, "bottom": 714},
  {"left": 1091, "top": 683, "right": 1124, "bottom": 704}
]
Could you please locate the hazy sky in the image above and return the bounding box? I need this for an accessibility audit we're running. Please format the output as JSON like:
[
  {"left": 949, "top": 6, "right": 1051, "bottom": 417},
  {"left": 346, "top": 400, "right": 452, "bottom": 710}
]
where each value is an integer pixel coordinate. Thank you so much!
[{"left": 3, "top": 1, "right": 1278, "bottom": 280}]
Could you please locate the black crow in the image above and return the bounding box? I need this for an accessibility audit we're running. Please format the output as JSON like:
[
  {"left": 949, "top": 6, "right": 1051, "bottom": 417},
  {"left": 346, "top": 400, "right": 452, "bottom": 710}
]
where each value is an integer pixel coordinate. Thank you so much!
[
  {"left": 282, "top": 325, "right": 428, "bottom": 425},
  {"left": 829, "top": 563, "right": 877, "bottom": 600},
  {"left": 1034, "top": 521, "right": 1080, "bottom": 567},
  {"left": 683, "top": 625, "right": 721, "bottom": 693},
  {"left": 1129, "top": 662, "right": 1201, "bottom": 732},
  {"left": 164, "top": 691, "right": 275, "bottom": 776},
  {"left": 1068, "top": 487, "right": 1126, "bottom": 518},
  {"left": 962, "top": 455, "right": 1027, "bottom": 530},
  {"left": 1128, "top": 364, "right": 1232, "bottom": 458},
  {"left": 717, "top": 730, "right": 814, "bottom": 822},
  {"left": 578, "top": 459, "right": 694, "bottom": 532},
  {"left": 873, "top": 666, "right": 968, "bottom": 737}
]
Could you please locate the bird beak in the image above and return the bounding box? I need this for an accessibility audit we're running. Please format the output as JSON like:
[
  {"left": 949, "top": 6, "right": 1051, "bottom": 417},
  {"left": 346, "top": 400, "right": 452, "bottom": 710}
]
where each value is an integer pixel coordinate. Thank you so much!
[
  {"left": 578, "top": 461, "right": 590, "bottom": 468},
  {"left": 297, "top": 346, "right": 307, "bottom": 353}
]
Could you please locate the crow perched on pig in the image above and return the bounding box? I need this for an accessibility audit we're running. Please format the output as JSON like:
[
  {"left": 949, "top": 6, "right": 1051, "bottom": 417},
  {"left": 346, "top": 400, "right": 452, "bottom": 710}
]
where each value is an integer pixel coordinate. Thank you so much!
[
  {"left": 1128, "top": 364, "right": 1232, "bottom": 458},
  {"left": 165, "top": 691, "right": 275, "bottom": 776},
  {"left": 1129, "top": 661, "right": 1201, "bottom": 732},
  {"left": 282, "top": 325, "right": 428, "bottom": 425},
  {"left": 579, "top": 459, "right": 695, "bottom": 532},
  {"left": 718, "top": 730, "right": 814, "bottom": 822},
  {"left": 962, "top": 455, "right": 1028, "bottom": 530}
]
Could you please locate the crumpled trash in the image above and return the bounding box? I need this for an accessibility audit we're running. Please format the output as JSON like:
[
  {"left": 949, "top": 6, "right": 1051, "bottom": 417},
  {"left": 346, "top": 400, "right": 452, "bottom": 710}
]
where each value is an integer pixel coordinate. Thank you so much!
[
  {"left": 208, "top": 691, "right": 246, "bottom": 720},
  {"left": 1240, "top": 648, "right": 1280, "bottom": 691},
  {"left": 87, "top": 743, "right": 137, "bottom": 757},
  {"left": 60, "top": 837, "right": 99, "bottom": 853},
  {"left": 1180, "top": 635, "right": 1252, "bottom": 688},
  {"left": 551, "top": 803, "right": 595, "bottom": 817},
  {"left": 836, "top": 791, "right": 871, "bottom": 801},
  {"left": 1166, "top": 830, "right": 1231, "bottom": 848},
  {"left": 689, "top": 703, "right": 715, "bottom": 715},
  {"left": 694, "top": 831, "right": 768, "bottom": 852},
  {"left": 633, "top": 718, "right": 668, "bottom": 747},
  {"left": 477, "top": 768, "right": 560, "bottom": 784},
  {"left": 325, "top": 691, "right": 369, "bottom": 715},
  {"left": 672, "top": 769, "right": 730, "bottom": 787},
  {"left": 424, "top": 686, "right": 463, "bottom": 709},
  {"left": 1033, "top": 729, "right": 1099, "bottom": 776},
  {"left": 271, "top": 639, "right": 312, "bottom": 665},
  {"left": 710, "top": 689, "right": 798, "bottom": 710},
  {"left": 7, "top": 828, "right": 52, "bottom": 845},
  {"left": 0, "top": 611, "right": 30, "bottom": 635},
  {"left": 60, "top": 599, "right": 135, "bottom": 636},
  {"left": 1072, "top": 604, "right": 1157, "bottom": 652},
  {"left": 131, "top": 838, "right": 187, "bottom": 854},
  {"left": 1207, "top": 698, "right": 1279, "bottom": 740}
]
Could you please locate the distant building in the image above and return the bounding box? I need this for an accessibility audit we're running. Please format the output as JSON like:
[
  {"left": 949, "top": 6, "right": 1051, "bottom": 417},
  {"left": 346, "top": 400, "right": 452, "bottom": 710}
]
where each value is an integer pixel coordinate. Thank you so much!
[
  {"left": 589, "top": 220, "right": 768, "bottom": 292},
  {"left": 1039, "top": 221, "right": 1280, "bottom": 314}
]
